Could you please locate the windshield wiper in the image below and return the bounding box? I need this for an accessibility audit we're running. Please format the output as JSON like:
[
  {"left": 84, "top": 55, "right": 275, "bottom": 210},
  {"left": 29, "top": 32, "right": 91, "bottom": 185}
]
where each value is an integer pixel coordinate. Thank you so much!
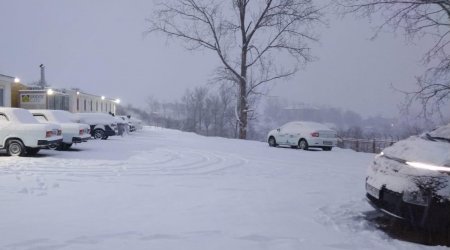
[{"left": 426, "top": 133, "right": 450, "bottom": 143}]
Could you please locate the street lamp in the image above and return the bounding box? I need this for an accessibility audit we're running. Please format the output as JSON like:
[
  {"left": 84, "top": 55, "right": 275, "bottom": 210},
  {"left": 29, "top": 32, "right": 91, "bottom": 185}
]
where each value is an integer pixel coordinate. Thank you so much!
[{"left": 14, "top": 78, "right": 20, "bottom": 83}]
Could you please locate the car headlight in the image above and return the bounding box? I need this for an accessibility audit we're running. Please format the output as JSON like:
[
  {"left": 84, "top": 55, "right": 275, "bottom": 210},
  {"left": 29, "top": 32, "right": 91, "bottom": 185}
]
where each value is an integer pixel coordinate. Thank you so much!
[
  {"left": 402, "top": 190, "right": 429, "bottom": 206},
  {"left": 406, "top": 161, "right": 450, "bottom": 172}
]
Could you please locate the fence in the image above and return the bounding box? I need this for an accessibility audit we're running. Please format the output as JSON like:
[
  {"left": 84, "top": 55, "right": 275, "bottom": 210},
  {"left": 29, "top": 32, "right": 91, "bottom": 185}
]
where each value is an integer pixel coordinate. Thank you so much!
[{"left": 337, "top": 138, "right": 398, "bottom": 153}]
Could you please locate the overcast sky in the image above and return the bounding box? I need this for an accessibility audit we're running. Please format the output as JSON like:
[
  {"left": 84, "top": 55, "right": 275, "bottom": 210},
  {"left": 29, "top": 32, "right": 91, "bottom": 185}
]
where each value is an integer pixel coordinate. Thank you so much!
[{"left": 0, "top": 0, "right": 434, "bottom": 118}]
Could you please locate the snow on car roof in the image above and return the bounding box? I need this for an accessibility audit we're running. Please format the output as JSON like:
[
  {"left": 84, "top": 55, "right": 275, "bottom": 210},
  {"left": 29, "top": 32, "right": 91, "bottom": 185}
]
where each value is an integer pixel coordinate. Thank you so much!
[
  {"left": 31, "top": 109, "right": 75, "bottom": 123},
  {"left": 287, "top": 121, "right": 332, "bottom": 130},
  {"left": 74, "top": 112, "right": 118, "bottom": 124}
]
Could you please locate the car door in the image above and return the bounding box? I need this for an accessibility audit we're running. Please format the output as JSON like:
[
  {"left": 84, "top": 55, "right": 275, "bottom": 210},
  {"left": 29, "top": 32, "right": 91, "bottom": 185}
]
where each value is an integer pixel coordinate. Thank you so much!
[
  {"left": 0, "top": 113, "right": 10, "bottom": 148},
  {"left": 277, "top": 124, "right": 291, "bottom": 145},
  {"left": 287, "top": 124, "right": 303, "bottom": 145}
]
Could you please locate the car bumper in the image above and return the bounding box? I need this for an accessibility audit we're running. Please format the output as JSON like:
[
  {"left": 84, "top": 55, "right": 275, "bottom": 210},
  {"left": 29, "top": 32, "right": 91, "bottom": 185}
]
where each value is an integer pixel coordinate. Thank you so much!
[
  {"left": 308, "top": 138, "right": 337, "bottom": 147},
  {"left": 366, "top": 184, "right": 450, "bottom": 229},
  {"left": 72, "top": 136, "right": 90, "bottom": 143},
  {"left": 37, "top": 138, "right": 62, "bottom": 147}
]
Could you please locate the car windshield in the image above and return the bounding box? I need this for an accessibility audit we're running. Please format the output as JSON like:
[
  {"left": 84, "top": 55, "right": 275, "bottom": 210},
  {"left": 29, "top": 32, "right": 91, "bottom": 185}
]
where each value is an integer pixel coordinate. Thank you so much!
[
  {"left": 424, "top": 123, "right": 450, "bottom": 143},
  {"left": 425, "top": 133, "right": 450, "bottom": 143}
]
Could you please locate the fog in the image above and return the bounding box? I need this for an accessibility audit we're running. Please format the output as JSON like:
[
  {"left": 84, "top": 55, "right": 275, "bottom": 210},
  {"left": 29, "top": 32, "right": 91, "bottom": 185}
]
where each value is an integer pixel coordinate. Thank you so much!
[{"left": 0, "top": 0, "right": 434, "bottom": 118}]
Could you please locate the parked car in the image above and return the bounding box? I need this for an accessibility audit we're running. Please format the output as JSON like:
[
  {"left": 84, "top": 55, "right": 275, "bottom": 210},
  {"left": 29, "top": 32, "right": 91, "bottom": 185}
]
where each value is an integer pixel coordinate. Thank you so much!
[
  {"left": 267, "top": 121, "right": 338, "bottom": 151},
  {"left": 30, "top": 110, "right": 90, "bottom": 150},
  {"left": 130, "top": 117, "right": 143, "bottom": 131},
  {"left": 118, "top": 115, "right": 135, "bottom": 132},
  {"left": 73, "top": 113, "right": 118, "bottom": 140},
  {"left": 365, "top": 123, "right": 450, "bottom": 230},
  {"left": 0, "top": 107, "right": 62, "bottom": 156}
]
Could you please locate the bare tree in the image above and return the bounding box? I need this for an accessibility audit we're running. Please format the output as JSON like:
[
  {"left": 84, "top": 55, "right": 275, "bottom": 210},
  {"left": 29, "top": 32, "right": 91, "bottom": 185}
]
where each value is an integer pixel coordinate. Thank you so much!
[
  {"left": 148, "top": 0, "right": 323, "bottom": 139},
  {"left": 338, "top": 0, "right": 450, "bottom": 119}
]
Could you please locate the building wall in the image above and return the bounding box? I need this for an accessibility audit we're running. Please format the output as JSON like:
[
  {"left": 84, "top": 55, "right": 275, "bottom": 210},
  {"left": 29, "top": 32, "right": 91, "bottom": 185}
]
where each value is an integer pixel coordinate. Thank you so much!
[
  {"left": 19, "top": 90, "right": 69, "bottom": 110},
  {"left": 11, "top": 83, "right": 28, "bottom": 108},
  {"left": 0, "top": 74, "right": 13, "bottom": 107},
  {"left": 65, "top": 89, "right": 117, "bottom": 114}
]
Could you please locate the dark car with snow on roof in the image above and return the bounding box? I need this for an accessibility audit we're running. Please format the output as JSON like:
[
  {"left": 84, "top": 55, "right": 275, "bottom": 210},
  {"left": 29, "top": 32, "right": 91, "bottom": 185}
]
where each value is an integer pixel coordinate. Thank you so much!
[
  {"left": 73, "top": 113, "right": 118, "bottom": 140},
  {"left": 365, "top": 123, "right": 450, "bottom": 230}
]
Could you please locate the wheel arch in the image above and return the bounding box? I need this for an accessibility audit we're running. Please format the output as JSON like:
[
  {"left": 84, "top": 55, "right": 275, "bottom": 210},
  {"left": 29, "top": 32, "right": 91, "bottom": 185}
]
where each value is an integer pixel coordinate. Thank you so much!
[{"left": 4, "top": 137, "right": 25, "bottom": 148}]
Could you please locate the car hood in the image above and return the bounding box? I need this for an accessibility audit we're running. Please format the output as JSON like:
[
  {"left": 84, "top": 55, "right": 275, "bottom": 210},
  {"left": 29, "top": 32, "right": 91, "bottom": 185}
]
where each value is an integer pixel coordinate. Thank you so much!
[{"left": 383, "top": 136, "right": 450, "bottom": 168}]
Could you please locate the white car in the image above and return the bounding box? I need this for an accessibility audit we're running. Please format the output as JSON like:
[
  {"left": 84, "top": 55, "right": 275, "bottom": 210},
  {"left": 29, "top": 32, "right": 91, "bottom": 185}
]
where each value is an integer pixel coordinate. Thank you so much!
[
  {"left": 0, "top": 107, "right": 62, "bottom": 156},
  {"left": 30, "top": 110, "right": 91, "bottom": 150},
  {"left": 73, "top": 113, "right": 118, "bottom": 140},
  {"left": 267, "top": 121, "right": 338, "bottom": 151},
  {"left": 366, "top": 123, "right": 450, "bottom": 230}
]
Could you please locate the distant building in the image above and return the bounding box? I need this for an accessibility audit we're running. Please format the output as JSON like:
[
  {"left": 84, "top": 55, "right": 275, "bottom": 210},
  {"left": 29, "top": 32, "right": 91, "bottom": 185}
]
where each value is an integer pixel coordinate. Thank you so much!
[
  {"left": 64, "top": 89, "right": 118, "bottom": 114},
  {"left": 0, "top": 74, "right": 13, "bottom": 107},
  {"left": 19, "top": 89, "right": 69, "bottom": 110}
]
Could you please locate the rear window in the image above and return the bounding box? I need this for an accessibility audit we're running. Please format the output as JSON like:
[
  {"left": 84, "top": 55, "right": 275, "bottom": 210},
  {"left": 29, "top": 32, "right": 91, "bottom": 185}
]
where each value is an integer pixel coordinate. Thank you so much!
[
  {"left": 0, "top": 114, "right": 8, "bottom": 123},
  {"left": 52, "top": 111, "right": 74, "bottom": 123},
  {"left": 13, "top": 109, "right": 38, "bottom": 124},
  {"left": 33, "top": 114, "right": 49, "bottom": 123}
]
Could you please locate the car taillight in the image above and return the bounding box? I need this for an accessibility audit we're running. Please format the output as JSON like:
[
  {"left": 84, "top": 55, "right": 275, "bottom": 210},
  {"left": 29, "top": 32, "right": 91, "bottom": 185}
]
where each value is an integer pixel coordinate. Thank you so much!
[
  {"left": 311, "top": 132, "right": 319, "bottom": 137},
  {"left": 57, "top": 129, "right": 62, "bottom": 136},
  {"left": 79, "top": 129, "right": 84, "bottom": 135},
  {"left": 46, "top": 131, "right": 52, "bottom": 138}
]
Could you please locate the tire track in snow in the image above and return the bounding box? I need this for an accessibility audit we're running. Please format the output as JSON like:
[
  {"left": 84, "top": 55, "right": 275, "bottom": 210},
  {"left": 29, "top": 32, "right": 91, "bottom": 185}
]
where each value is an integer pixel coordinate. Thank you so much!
[{"left": 0, "top": 147, "right": 248, "bottom": 194}]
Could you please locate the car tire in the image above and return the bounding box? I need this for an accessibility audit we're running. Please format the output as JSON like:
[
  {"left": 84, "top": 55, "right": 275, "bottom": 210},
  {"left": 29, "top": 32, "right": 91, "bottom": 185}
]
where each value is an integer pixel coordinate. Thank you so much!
[
  {"left": 268, "top": 136, "right": 277, "bottom": 147},
  {"left": 26, "top": 147, "right": 40, "bottom": 156},
  {"left": 298, "top": 139, "right": 309, "bottom": 150},
  {"left": 7, "top": 139, "right": 25, "bottom": 156},
  {"left": 322, "top": 146, "right": 332, "bottom": 151},
  {"left": 101, "top": 135, "right": 109, "bottom": 140},
  {"left": 93, "top": 129, "right": 105, "bottom": 140}
]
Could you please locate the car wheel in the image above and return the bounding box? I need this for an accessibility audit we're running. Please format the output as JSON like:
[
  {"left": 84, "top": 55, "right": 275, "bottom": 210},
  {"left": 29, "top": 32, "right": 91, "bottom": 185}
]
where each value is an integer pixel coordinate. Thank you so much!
[
  {"left": 268, "top": 136, "right": 277, "bottom": 147},
  {"left": 322, "top": 146, "right": 332, "bottom": 151},
  {"left": 7, "top": 139, "right": 25, "bottom": 156},
  {"left": 298, "top": 139, "right": 309, "bottom": 150},
  {"left": 101, "top": 135, "right": 109, "bottom": 140},
  {"left": 26, "top": 147, "right": 40, "bottom": 156},
  {"left": 93, "top": 129, "right": 105, "bottom": 140}
]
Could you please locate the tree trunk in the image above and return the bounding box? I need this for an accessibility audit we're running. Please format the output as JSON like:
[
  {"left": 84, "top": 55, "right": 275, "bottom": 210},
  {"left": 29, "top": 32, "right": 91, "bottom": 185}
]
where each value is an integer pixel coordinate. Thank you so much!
[
  {"left": 238, "top": 46, "right": 248, "bottom": 139},
  {"left": 238, "top": 80, "right": 247, "bottom": 139}
]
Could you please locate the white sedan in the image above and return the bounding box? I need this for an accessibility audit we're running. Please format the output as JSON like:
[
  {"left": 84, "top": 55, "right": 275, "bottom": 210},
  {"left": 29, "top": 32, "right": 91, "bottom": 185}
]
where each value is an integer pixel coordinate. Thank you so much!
[
  {"left": 30, "top": 110, "right": 91, "bottom": 150},
  {"left": 267, "top": 121, "right": 338, "bottom": 151}
]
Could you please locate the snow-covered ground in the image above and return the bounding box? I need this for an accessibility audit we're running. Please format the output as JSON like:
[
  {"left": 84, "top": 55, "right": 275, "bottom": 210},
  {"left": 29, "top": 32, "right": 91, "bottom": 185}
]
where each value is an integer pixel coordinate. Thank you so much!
[{"left": 0, "top": 127, "right": 445, "bottom": 250}]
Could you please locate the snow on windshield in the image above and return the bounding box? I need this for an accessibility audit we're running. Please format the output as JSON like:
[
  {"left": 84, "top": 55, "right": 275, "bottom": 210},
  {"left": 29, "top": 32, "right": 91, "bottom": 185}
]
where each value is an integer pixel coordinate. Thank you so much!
[
  {"left": 12, "top": 109, "right": 38, "bottom": 124},
  {"left": 429, "top": 123, "right": 450, "bottom": 140}
]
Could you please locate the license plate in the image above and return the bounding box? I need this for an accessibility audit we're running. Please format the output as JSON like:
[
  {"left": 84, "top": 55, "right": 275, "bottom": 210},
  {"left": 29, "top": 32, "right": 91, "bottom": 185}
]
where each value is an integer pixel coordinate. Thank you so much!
[
  {"left": 366, "top": 183, "right": 380, "bottom": 199},
  {"left": 323, "top": 141, "right": 332, "bottom": 145}
]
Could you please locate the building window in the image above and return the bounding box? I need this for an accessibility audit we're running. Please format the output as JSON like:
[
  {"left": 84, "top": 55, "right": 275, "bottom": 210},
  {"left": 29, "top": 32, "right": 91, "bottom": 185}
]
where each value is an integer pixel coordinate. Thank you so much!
[
  {"left": 101, "top": 103, "right": 103, "bottom": 112},
  {"left": 96, "top": 101, "right": 98, "bottom": 111},
  {"left": 76, "top": 98, "right": 79, "bottom": 111},
  {"left": 90, "top": 100, "right": 93, "bottom": 111},
  {"left": 84, "top": 99, "right": 87, "bottom": 111}
]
